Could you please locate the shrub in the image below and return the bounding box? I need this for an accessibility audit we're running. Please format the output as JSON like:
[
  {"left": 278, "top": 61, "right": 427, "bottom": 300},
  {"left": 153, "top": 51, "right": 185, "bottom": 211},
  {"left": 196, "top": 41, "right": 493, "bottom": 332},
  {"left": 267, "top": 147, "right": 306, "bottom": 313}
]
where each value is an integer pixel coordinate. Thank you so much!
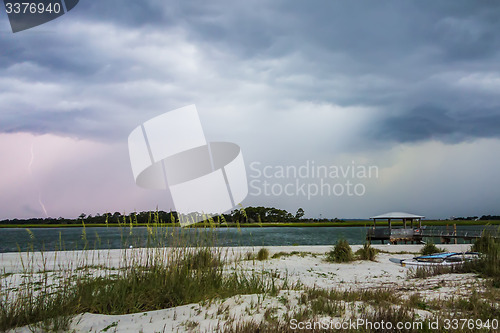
[
  {"left": 355, "top": 243, "right": 378, "bottom": 261},
  {"left": 257, "top": 248, "right": 270, "bottom": 261},
  {"left": 420, "top": 242, "right": 444, "bottom": 255},
  {"left": 326, "top": 239, "right": 354, "bottom": 263}
]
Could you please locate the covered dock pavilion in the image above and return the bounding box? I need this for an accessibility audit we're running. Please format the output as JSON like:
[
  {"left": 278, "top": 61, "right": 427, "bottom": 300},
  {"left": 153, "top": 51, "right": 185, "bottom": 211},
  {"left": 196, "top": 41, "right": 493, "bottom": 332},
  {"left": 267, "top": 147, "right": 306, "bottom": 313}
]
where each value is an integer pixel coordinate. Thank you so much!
[{"left": 367, "top": 212, "right": 425, "bottom": 244}]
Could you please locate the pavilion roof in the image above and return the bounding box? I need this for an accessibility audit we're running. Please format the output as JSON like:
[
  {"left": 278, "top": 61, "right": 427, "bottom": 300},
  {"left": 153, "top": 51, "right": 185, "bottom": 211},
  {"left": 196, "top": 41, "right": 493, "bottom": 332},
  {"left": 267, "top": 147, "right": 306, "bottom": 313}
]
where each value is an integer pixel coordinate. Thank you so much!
[{"left": 370, "top": 212, "right": 424, "bottom": 219}]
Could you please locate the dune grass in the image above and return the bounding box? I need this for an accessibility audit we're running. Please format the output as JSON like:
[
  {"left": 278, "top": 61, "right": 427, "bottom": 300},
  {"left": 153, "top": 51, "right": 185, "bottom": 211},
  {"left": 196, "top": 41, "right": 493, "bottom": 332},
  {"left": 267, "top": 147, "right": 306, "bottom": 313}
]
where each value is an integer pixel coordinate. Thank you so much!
[
  {"left": 257, "top": 248, "right": 270, "bottom": 261},
  {"left": 355, "top": 243, "right": 378, "bottom": 261},
  {"left": 326, "top": 239, "right": 354, "bottom": 263},
  {"left": 0, "top": 219, "right": 290, "bottom": 332},
  {"left": 466, "top": 232, "right": 500, "bottom": 286},
  {"left": 221, "top": 286, "right": 499, "bottom": 332},
  {"left": 419, "top": 242, "right": 445, "bottom": 255}
]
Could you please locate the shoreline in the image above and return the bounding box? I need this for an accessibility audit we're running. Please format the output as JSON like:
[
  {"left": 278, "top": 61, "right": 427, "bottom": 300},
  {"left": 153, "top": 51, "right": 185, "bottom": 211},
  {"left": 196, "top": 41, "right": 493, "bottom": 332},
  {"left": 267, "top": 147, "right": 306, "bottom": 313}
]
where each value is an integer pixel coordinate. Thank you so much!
[{"left": 0, "top": 220, "right": 499, "bottom": 228}]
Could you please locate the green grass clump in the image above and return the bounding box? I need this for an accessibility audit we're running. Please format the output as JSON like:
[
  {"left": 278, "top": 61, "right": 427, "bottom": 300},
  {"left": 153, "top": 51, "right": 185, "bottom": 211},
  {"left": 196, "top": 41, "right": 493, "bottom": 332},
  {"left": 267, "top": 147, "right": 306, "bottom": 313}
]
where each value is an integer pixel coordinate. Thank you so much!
[
  {"left": 257, "top": 248, "right": 270, "bottom": 261},
  {"left": 355, "top": 243, "right": 378, "bottom": 261},
  {"left": 183, "top": 247, "right": 221, "bottom": 269},
  {"left": 326, "top": 239, "right": 354, "bottom": 263},
  {"left": 420, "top": 242, "right": 444, "bottom": 255}
]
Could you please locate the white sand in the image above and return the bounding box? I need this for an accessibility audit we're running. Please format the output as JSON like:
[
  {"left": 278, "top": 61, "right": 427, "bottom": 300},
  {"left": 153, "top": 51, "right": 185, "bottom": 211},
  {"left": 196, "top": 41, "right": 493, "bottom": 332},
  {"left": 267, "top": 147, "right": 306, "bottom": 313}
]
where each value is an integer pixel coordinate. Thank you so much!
[
  {"left": 0, "top": 244, "right": 472, "bottom": 274},
  {"left": 1, "top": 244, "right": 482, "bottom": 332}
]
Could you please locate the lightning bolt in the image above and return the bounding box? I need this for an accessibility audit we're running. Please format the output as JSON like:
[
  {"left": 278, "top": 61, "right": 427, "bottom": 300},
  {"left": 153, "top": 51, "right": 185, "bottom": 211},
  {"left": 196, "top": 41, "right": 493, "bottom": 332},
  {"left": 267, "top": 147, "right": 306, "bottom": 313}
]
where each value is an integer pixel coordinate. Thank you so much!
[
  {"left": 38, "top": 192, "right": 48, "bottom": 217},
  {"left": 29, "top": 140, "right": 49, "bottom": 218}
]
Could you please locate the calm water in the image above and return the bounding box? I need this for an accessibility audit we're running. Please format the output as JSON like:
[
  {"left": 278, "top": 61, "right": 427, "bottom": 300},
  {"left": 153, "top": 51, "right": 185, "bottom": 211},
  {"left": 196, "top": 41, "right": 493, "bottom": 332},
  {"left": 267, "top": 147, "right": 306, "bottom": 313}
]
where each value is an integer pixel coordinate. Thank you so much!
[{"left": 0, "top": 225, "right": 495, "bottom": 253}]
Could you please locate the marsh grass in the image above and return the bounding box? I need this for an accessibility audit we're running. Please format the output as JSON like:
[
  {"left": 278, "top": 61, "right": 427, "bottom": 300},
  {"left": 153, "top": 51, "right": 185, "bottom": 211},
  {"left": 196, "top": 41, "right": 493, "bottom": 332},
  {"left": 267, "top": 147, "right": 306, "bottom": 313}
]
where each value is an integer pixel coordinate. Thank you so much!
[
  {"left": 355, "top": 243, "right": 378, "bottom": 261},
  {"left": 326, "top": 239, "right": 354, "bottom": 263}
]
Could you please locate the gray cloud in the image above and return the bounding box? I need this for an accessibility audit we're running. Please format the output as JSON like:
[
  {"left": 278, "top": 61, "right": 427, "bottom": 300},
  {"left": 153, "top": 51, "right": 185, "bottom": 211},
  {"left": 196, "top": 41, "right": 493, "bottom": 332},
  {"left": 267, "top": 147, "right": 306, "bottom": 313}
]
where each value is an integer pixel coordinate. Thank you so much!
[
  {"left": 372, "top": 105, "right": 500, "bottom": 143},
  {"left": 2, "top": 1, "right": 500, "bottom": 219},
  {"left": 1, "top": 1, "right": 500, "bottom": 145}
]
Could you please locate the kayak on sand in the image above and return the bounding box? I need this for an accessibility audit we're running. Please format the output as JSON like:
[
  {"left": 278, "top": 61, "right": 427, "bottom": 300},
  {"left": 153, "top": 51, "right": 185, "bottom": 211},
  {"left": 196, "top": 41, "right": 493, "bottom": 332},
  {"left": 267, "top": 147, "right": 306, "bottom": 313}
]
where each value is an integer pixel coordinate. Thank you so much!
[{"left": 389, "top": 252, "right": 480, "bottom": 267}]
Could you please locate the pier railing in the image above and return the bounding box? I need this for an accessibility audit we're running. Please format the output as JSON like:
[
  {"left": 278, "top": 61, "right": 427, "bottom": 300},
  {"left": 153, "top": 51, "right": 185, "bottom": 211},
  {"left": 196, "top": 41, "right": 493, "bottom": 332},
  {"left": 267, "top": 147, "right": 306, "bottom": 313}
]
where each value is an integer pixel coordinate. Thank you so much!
[
  {"left": 367, "top": 226, "right": 499, "bottom": 243},
  {"left": 420, "top": 228, "right": 498, "bottom": 240},
  {"left": 366, "top": 228, "right": 422, "bottom": 239}
]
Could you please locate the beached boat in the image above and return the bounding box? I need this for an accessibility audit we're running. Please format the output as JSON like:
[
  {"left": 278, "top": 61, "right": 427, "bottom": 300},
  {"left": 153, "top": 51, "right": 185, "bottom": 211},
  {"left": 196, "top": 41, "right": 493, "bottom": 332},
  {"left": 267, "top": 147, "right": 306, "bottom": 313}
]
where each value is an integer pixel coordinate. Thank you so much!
[{"left": 389, "top": 252, "right": 480, "bottom": 267}]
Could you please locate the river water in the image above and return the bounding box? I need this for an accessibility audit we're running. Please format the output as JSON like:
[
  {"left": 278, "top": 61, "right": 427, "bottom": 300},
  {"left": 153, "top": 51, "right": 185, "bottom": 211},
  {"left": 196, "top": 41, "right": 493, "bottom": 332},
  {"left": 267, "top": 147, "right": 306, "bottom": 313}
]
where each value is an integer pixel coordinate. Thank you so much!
[{"left": 0, "top": 225, "right": 496, "bottom": 253}]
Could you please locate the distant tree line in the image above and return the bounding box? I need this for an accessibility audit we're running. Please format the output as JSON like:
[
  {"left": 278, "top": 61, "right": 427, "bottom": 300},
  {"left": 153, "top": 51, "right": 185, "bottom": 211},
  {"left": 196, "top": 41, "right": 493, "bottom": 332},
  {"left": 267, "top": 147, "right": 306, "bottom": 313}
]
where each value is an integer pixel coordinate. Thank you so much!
[
  {"left": 453, "top": 215, "right": 500, "bottom": 221},
  {"left": 0, "top": 207, "right": 344, "bottom": 225},
  {"left": 3, "top": 209, "right": 499, "bottom": 225},
  {"left": 0, "top": 211, "right": 177, "bottom": 226}
]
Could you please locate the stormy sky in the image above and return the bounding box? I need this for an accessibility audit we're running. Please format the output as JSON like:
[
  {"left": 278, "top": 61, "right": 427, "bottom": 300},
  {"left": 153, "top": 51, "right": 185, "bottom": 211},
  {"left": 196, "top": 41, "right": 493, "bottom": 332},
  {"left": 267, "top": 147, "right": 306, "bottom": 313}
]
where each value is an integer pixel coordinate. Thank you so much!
[{"left": 1, "top": 0, "right": 500, "bottom": 219}]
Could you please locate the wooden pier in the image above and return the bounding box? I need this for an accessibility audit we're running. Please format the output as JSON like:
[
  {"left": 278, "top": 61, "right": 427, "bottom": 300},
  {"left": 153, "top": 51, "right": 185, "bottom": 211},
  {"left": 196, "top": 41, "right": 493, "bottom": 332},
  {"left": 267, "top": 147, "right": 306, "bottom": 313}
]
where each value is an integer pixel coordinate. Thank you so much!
[
  {"left": 365, "top": 227, "right": 499, "bottom": 244},
  {"left": 365, "top": 212, "right": 499, "bottom": 245},
  {"left": 366, "top": 212, "right": 425, "bottom": 244},
  {"left": 367, "top": 227, "right": 423, "bottom": 244}
]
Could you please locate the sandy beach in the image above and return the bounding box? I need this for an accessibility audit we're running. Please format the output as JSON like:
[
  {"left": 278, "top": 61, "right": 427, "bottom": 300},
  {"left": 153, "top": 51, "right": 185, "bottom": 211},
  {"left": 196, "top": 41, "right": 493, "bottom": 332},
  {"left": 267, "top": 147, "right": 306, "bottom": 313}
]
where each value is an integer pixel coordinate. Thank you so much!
[{"left": 0, "top": 244, "right": 492, "bottom": 332}]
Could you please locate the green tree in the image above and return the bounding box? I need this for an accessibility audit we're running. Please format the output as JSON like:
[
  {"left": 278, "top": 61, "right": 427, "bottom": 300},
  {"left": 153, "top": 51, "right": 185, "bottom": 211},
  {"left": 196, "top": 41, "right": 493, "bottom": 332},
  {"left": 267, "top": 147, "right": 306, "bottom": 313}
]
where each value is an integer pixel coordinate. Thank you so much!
[{"left": 295, "top": 208, "right": 305, "bottom": 220}]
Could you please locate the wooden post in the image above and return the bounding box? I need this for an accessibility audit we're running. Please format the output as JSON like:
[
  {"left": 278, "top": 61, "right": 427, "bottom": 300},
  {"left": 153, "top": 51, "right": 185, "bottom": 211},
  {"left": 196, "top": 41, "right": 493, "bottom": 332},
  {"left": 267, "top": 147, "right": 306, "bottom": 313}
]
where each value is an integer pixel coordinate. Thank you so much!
[
  {"left": 419, "top": 218, "right": 422, "bottom": 229},
  {"left": 454, "top": 224, "right": 457, "bottom": 244},
  {"left": 403, "top": 218, "right": 407, "bottom": 229},
  {"left": 389, "top": 218, "right": 392, "bottom": 230}
]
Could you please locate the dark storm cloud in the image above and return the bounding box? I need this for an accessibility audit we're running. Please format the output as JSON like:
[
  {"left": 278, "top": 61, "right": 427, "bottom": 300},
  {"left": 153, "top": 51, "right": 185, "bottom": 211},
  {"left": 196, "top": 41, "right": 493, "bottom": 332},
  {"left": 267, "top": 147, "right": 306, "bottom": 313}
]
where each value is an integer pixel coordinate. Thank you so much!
[
  {"left": 3, "top": 0, "right": 500, "bottom": 221},
  {"left": 2, "top": 110, "right": 78, "bottom": 134},
  {"left": 372, "top": 105, "right": 500, "bottom": 143},
  {"left": 0, "top": 108, "right": 121, "bottom": 139},
  {"left": 1, "top": 0, "right": 500, "bottom": 145}
]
